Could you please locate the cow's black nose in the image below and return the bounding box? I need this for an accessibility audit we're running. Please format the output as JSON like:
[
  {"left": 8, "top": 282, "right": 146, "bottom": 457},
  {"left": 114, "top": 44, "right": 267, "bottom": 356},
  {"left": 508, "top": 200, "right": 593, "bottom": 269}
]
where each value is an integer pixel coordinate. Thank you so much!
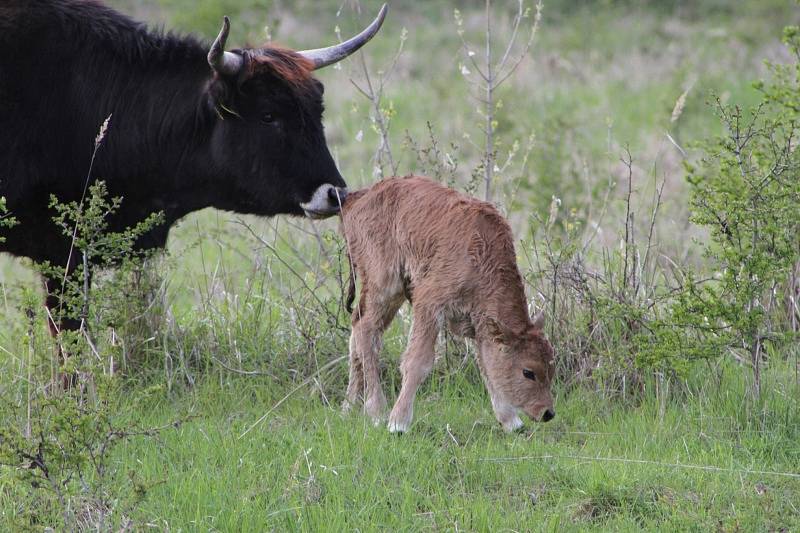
[
  {"left": 542, "top": 409, "right": 555, "bottom": 422},
  {"left": 328, "top": 186, "right": 348, "bottom": 205}
]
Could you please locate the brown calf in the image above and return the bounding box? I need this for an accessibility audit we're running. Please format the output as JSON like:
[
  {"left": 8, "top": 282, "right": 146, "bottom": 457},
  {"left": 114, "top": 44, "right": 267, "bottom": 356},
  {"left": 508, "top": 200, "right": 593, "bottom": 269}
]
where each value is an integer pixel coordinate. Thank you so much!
[{"left": 340, "top": 176, "right": 555, "bottom": 432}]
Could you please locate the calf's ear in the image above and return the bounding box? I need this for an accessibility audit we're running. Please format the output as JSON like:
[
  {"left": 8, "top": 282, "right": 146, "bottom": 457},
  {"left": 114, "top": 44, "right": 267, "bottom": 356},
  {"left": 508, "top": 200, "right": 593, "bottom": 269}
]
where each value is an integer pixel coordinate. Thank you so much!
[
  {"left": 486, "top": 317, "right": 514, "bottom": 345},
  {"left": 531, "top": 311, "right": 545, "bottom": 331}
]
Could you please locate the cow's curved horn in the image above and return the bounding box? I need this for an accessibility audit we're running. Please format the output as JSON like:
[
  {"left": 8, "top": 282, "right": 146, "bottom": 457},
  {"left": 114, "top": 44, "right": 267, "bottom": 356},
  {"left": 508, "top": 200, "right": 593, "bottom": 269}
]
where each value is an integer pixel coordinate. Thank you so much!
[
  {"left": 298, "top": 4, "right": 388, "bottom": 70},
  {"left": 208, "top": 16, "right": 244, "bottom": 77}
]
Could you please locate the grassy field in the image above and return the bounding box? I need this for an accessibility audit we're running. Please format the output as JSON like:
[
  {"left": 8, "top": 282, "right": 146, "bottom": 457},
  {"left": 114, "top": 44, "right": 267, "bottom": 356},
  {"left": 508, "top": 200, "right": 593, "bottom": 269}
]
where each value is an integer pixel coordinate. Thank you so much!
[
  {"left": 4, "top": 366, "right": 799, "bottom": 530},
  {"left": 88, "top": 363, "right": 794, "bottom": 532},
  {"left": 1, "top": 0, "right": 799, "bottom": 530}
]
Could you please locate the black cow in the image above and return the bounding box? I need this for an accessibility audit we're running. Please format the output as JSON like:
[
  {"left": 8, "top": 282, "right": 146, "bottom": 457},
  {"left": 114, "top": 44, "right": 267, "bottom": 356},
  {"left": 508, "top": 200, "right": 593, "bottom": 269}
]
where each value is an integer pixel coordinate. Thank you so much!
[{"left": 0, "top": 0, "right": 386, "bottom": 331}]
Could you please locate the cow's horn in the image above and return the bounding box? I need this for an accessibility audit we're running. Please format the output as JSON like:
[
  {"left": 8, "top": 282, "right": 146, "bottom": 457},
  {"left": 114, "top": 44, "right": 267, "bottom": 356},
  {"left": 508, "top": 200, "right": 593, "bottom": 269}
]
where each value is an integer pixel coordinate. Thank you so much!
[
  {"left": 208, "top": 16, "right": 244, "bottom": 77},
  {"left": 298, "top": 4, "right": 388, "bottom": 70}
]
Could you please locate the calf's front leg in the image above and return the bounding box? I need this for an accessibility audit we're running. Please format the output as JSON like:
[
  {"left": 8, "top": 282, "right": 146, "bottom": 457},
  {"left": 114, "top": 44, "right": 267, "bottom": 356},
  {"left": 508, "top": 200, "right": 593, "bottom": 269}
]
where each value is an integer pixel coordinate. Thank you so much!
[{"left": 388, "top": 306, "right": 438, "bottom": 433}]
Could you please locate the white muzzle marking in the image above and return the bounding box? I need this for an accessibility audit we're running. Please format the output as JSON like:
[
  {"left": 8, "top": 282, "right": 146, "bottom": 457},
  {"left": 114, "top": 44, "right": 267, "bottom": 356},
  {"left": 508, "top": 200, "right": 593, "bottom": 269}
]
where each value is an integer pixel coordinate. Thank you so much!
[{"left": 300, "top": 184, "right": 342, "bottom": 219}]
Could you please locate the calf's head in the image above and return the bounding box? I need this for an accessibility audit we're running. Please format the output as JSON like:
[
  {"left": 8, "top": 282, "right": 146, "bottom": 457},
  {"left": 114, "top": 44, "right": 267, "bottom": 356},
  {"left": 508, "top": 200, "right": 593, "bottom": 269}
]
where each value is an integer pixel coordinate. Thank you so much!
[
  {"left": 203, "top": 6, "right": 386, "bottom": 218},
  {"left": 482, "top": 313, "right": 556, "bottom": 428}
]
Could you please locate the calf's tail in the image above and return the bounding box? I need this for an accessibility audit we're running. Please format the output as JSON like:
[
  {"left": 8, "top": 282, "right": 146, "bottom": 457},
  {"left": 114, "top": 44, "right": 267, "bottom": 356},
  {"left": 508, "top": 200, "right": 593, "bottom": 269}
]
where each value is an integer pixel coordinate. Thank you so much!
[
  {"left": 345, "top": 257, "right": 357, "bottom": 314},
  {"left": 339, "top": 189, "right": 366, "bottom": 316}
]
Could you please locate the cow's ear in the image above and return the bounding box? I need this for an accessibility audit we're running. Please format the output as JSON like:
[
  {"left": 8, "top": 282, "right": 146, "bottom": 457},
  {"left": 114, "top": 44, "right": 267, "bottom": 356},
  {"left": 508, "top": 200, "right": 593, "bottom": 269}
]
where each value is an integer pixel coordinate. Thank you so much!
[
  {"left": 531, "top": 311, "right": 545, "bottom": 332},
  {"left": 206, "top": 79, "right": 244, "bottom": 120},
  {"left": 486, "top": 317, "right": 513, "bottom": 345}
]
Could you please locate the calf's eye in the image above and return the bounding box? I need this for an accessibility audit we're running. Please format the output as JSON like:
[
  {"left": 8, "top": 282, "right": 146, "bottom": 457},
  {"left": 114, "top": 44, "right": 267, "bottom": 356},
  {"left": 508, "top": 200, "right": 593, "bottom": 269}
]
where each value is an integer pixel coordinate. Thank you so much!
[
  {"left": 261, "top": 113, "right": 276, "bottom": 124},
  {"left": 523, "top": 369, "right": 536, "bottom": 381}
]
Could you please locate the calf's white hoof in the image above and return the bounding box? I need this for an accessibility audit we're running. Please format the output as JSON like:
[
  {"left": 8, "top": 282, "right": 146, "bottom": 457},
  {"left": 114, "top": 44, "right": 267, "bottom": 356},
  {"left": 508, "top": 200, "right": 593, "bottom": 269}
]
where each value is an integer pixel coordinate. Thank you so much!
[
  {"left": 387, "top": 419, "right": 410, "bottom": 433},
  {"left": 364, "top": 395, "right": 387, "bottom": 419}
]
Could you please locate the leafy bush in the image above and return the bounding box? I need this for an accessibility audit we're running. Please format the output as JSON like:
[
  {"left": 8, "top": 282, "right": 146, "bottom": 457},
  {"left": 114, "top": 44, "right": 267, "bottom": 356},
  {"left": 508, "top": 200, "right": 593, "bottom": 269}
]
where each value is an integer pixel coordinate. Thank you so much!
[
  {"left": 655, "top": 28, "right": 800, "bottom": 400},
  {"left": 0, "top": 181, "right": 174, "bottom": 529}
]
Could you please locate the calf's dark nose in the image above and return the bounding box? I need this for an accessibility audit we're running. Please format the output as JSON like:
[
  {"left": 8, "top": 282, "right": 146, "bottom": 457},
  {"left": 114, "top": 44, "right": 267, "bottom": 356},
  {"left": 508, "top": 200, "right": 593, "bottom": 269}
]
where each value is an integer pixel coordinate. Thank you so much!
[
  {"left": 329, "top": 186, "right": 348, "bottom": 205},
  {"left": 542, "top": 409, "right": 555, "bottom": 422}
]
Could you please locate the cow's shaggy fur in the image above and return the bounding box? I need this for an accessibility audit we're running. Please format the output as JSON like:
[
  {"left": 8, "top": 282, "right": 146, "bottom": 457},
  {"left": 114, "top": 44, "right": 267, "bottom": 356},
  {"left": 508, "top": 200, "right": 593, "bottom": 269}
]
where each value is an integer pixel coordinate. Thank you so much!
[{"left": 341, "top": 176, "right": 556, "bottom": 432}]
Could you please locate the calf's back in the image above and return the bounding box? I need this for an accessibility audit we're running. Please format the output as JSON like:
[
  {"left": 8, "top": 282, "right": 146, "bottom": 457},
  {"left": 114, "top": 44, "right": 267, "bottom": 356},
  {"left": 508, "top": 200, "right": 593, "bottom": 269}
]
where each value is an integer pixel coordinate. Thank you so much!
[{"left": 342, "top": 176, "right": 529, "bottom": 332}]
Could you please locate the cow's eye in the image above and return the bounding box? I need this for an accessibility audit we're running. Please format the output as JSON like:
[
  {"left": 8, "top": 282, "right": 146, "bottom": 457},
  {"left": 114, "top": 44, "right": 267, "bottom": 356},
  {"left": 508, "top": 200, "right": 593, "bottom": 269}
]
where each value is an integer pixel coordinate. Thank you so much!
[
  {"left": 261, "top": 113, "right": 277, "bottom": 124},
  {"left": 523, "top": 369, "right": 536, "bottom": 381}
]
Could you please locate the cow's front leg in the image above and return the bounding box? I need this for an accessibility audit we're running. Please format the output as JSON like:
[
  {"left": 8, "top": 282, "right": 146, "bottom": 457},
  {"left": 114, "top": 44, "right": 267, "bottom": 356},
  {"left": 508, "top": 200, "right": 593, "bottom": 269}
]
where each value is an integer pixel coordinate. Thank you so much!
[{"left": 388, "top": 306, "right": 438, "bottom": 433}]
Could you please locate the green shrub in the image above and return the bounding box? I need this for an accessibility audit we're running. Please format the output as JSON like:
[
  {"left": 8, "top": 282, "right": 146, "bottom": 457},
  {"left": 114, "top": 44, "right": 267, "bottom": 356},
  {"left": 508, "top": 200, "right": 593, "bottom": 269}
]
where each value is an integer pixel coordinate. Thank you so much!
[
  {"left": 0, "top": 181, "right": 173, "bottom": 529},
  {"left": 652, "top": 29, "right": 800, "bottom": 399}
]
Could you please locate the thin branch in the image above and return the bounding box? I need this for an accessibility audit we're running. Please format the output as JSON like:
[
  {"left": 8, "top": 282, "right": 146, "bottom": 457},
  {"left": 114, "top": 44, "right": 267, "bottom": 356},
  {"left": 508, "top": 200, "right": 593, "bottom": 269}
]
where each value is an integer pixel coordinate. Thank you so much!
[
  {"left": 238, "top": 355, "right": 346, "bottom": 439},
  {"left": 494, "top": 1, "right": 543, "bottom": 87},
  {"left": 480, "top": 453, "right": 800, "bottom": 479}
]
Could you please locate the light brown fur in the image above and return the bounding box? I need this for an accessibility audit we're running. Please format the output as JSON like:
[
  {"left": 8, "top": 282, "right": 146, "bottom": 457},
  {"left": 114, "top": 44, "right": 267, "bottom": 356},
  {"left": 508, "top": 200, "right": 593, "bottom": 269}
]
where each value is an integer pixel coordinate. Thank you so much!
[{"left": 341, "top": 176, "right": 555, "bottom": 432}]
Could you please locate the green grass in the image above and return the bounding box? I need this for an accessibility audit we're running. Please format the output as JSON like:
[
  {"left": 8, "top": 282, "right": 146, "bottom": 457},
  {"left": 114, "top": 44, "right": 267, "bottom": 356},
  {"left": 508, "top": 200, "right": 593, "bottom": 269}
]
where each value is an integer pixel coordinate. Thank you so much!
[
  {"left": 2, "top": 372, "right": 798, "bottom": 530},
  {"left": 9, "top": 360, "right": 786, "bottom": 531}
]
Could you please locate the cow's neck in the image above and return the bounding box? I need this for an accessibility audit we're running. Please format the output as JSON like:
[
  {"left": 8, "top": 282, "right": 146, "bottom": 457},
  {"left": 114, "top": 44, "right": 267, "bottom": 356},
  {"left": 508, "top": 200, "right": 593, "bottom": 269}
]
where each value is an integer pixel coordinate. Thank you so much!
[{"left": 85, "top": 38, "right": 220, "bottom": 218}]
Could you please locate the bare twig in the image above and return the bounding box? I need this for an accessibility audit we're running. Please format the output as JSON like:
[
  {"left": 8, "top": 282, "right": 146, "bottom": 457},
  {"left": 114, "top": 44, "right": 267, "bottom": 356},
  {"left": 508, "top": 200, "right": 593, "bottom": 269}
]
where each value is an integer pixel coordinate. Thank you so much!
[
  {"left": 238, "top": 355, "right": 347, "bottom": 439},
  {"left": 457, "top": 1, "right": 542, "bottom": 201},
  {"left": 346, "top": 6, "right": 407, "bottom": 178}
]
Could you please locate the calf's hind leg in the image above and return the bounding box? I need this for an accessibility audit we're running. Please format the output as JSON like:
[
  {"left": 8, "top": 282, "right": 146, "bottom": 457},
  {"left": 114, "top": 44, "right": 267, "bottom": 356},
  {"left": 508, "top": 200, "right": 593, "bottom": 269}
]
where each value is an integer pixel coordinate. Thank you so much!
[
  {"left": 342, "top": 331, "right": 364, "bottom": 413},
  {"left": 347, "top": 283, "right": 404, "bottom": 422},
  {"left": 388, "top": 305, "right": 438, "bottom": 433}
]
